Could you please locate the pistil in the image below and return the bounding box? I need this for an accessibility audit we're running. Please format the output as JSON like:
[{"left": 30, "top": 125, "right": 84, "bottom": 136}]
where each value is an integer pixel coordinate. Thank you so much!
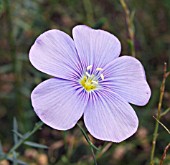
[{"left": 80, "top": 65, "right": 104, "bottom": 92}]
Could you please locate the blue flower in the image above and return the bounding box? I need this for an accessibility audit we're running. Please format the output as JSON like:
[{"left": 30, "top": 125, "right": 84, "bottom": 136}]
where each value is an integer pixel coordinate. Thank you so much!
[{"left": 29, "top": 25, "right": 151, "bottom": 142}]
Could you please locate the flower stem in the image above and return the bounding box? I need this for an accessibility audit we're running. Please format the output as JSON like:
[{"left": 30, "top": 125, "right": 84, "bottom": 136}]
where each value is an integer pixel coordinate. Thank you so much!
[
  {"left": 160, "top": 107, "right": 170, "bottom": 117},
  {"left": 11, "top": 122, "right": 43, "bottom": 153},
  {"left": 0, "top": 121, "right": 44, "bottom": 160},
  {"left": 83, "top": 0, "right": 94, "bottom": 25},
  {"left": 3, "top": 0, "right": 22, "bottom": 118},
  {"left": 119, "top": 0, "right": 135, "bottom": 57},
  {"left": 153, "top": 116, "right": 170, "bottom": 134},
  {"left": 150, "top": 63, "right": 168, "bottom": 165},
  {"left": 90, "top": 146, "right": 97, "bottom": 165},
  {"left": 77, "top": 123, "right": 98, "bottom": 165}
]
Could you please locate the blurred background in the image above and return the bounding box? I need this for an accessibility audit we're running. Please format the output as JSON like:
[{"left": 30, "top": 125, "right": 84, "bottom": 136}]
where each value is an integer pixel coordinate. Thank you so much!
[{"left": 0, "top": 0, "right": 170, "bottom": 164}]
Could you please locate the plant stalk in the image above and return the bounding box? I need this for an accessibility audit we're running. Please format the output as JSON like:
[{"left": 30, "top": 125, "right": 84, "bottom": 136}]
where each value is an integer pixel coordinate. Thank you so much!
[
  {"left": 119, "top": 0, "right": 135, "bottom": 57},
  {"left": 77, "top": 123, "right": 98, "bottom": 165},
  {"left": 150, "top": 63, "right": 168, "bottom": 165},
  {"left": 3, "top": 0, "right": 22, "bottom": 118}
]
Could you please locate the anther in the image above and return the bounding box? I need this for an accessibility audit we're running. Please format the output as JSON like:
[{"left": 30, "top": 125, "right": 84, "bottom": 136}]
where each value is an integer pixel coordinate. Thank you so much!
[
  {"left": 100, "top": 74, "right": 104, "bottom": 80},
  {"left": 87, "top": 65, "right": 92, "bottom": 70},
  {"left": 96, "top": 67, "right": 103, "bottom": 71},
  {"left": 85, "top": 72, "right": 91, "bottom": 77},
  {"left": 92, "top": 80, "right": 98, "bottom": 85}
]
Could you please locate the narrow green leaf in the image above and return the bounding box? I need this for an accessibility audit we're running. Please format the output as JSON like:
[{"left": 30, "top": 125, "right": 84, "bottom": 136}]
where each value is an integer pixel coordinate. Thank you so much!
[
  {"left": 0, "top": 141, "right": 4, "bottom": 158},
  {"left": 12, "top": 130, "right": 23, "bottom": 139},
  {"left": 7, "top": 156, "right": 27, "bottom": 165},
  {"left": 13, "top": 117, "right": 18, "bottom": 145},
  {"left": 153, "top": 116, "right": 170, "bottom": 134},
  {"left": 9, "top": 121, "right": 43, "bottom": 154},
  {"left": 130, "top": 9, "right": 135, "bottom": 23},
  {"left": 161, "top": 107, "right": 170, "bottom": 117},
  {"left": 0, "top": 64, "right": 12, "bottom": 73},
  {"left": 12, "top": 151, "right": 17, "bottom": 165},
  {"left": 77, "top": 123, "right": 100, "bottom": 151},
  {"left": 24, "top": 141, "right": 48, "bottom": 149}
]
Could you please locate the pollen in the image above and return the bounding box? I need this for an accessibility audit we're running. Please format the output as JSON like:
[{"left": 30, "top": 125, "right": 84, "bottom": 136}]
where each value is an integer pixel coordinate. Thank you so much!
[
  {"left": 80, "top": 66, "right": 105, "bottom": 91},
  {"left": 85, "top": 71, "right": 91, "bottom": 77},
  {"left": 87, "top": 65, "right": 92, "bottom": 70},
  {"left": 80, "top": 75, "right": 98, "bottom": 92},
  {"left": 96, "top": 67, "right": 103, "bottom": 71},
  {"left": 100, "top": 74, "right": 104, "bottom": 80}
]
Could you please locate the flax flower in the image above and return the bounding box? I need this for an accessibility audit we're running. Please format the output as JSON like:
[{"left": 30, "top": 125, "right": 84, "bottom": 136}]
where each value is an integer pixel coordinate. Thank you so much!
[{"left": 29, "top": 25, "right": 151, "bottom": 142}]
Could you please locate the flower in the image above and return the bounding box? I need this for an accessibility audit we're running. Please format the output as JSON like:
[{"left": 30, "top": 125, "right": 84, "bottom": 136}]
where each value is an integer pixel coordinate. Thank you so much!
[{"left": 29, "top": 25, "right": 151, "bottom": 143}]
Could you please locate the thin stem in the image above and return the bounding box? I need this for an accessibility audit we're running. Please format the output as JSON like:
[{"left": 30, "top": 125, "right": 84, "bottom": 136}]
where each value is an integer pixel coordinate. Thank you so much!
[
  {"left": 77, "top": 123, "right": 99, "bottom": 151},
  {"left": 90, "top": 146, "right": 97, "bottom": 165},
  {"left": 119, "top": 0, "right": 135, "bottom": 57},
  {"left": 150, "top": 63, "right": 168, "bottom": 165},
  {"left": 11, "top": 122, "right": 43, "bottom": 153},
  {"left": 153, "top": 116, "right": 170, "bottom": 134},
  {"left": 3, "top": 0, "right": 22, "bottom": 117},
  {"left": 160, "top": 107, "right": 170, "bottom": 117},
  {"left": 96, "top": 142, "right": 112, "bottom": 159},
  {"left": 83, "top": 0, "right": 94, "bottom": 25},
  {"left": 3, "top": 0, "right": 16, "bottom": 62},
  {"left": 77, "top": 123, "right": 98, "bottom": 165},
  {"left": 159, "top": 143, "right": 170, "bottom": 165},
  {"left": 0, "top": 122, "right": 44, "bottom": 160}
]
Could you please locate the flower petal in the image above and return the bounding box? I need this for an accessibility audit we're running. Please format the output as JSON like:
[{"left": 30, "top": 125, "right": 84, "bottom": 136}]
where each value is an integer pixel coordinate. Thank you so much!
[
  {"left": 84, "top": 90, "right": 138, "bottom": 142},
  {"left": 72, "top": 25, "right": 121, "bottom": 70},
  {"left": 31, "top": 78, "right": 88, "bottom": 130},
  {"left": 101, "top": 56, "right": 151, "bottom": 106},
  {"left": 29, "top": 30, "right": 82, "bottom": 80}
]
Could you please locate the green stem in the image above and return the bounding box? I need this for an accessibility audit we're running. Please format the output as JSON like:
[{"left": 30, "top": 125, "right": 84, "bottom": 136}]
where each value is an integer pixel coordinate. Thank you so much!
[
  {"left": 150, "top": 63, "right": 167, "bottom": 165},
  {"left": 83, "top": 0, "right": 94, "bottom": 25},
  {"left": 160, "top": 107, "right": 170, "bottom": 117},
  {"left": 3, "top": 0, "right": 16, "bottom": 62},
  {"left": 77, "top": 123, "right": 99, "bottom": 151},
  {"left": 153, "top": 116, "right": 170, "bottom": 134},
  {"left": 0, "top": 122, "right": 44, "bottom": 160},
  {"left": 90, "top": 146, "right": 97, "bottom": 165},
  {"left": 3, "top": 0, "right": 22, "bottom": 118},
  {"left": 77, "top": 123, "right": 98, "bottom": 165},
  {"left": 10, "top": 122, "right": 43, "bottom": 153},
  {"left": 119, "top": 0, "right": 135, "bottom": 57}
]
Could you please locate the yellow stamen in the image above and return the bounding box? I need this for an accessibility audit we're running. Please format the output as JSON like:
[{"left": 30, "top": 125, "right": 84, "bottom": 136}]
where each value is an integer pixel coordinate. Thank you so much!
[
  {"left": 80, "top": 66, "right": 104, "bottom": 91},
  {"left": 80, "top": 75, "right": 98, "bottom": 92}
]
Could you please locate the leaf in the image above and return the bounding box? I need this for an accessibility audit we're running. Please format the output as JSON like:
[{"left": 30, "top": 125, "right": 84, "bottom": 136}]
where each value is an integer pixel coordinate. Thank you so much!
[
  {"left": 7, "top": 156, "right": 28, "bottom": 165},
  {"left": 161, "top": 107, "right": 170, "bottom": 117},
  {"left": 130, "top": 9, "right": 135, "bottom": 23},
  {"left": 12, "top": 151, "right": 17, "bottom": 165},
  {"left": 13, "top": 118, "right": 18, "bottom": 144},
  {"left": 24, "top": 141, "right": 48, "bottom": 149},
  {"left": 0, "top": 141, "right": 4, "bottom": 158},
  {"left": 0, "top": 64, "right": 12, "bottom": 73},
  {"left": 153, "top": 116, "right": 170, "bottom": 134},
  {"left": 12, "top": 130, "right": 23, "bottom": 139}
]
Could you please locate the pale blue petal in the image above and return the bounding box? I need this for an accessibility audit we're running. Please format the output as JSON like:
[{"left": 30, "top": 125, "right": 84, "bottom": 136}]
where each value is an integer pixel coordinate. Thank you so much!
[
  {"left": 31, "top": 78, "right": 88, "bottom": 130},
  {"left": 84, "top": 90, "right": 138, "bottom": 142},
  {"left": 101, "top": 56, "right": 151, "bottom": 106},
  {"left": 72, "top": 25, "right": 121, "bottom": 70},
  {"left": 29, "top": 30, "right": 82, "bottom": 80}
]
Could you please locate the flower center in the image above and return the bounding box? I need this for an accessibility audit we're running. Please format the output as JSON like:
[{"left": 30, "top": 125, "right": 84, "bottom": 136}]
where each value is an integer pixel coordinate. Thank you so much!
[{"left": 79, "top": 65, "right": 104, "bottom": 92}]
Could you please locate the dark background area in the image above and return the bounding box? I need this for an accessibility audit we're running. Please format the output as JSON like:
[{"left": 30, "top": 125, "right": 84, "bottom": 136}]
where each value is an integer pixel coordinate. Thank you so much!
[{"left": 0, "top": 0, "right": 169, "bottom": 164}]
